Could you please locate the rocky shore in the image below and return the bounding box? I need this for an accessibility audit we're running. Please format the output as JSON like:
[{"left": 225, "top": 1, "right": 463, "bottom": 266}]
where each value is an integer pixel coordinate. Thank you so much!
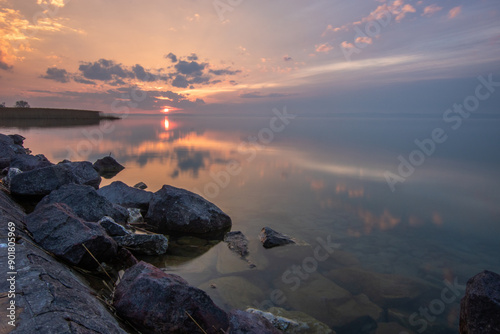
[{"left": 1, "top": 132, "right": 499, "bottom": 334}]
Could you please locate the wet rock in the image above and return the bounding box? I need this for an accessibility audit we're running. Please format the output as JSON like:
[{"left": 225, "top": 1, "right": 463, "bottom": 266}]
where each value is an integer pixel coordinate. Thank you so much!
[
  {"left": 8, "top": 133, "right": 25, "bottom": 145},
  {"left": 200, "top": 276, "right": 267, "bottom": 310},
  {"left": 36, "top": 183, "right": 127, "bottom": 223},
  {"left": 246, "top": 308, "right": 303, "bottom": 333},
  {"left": 25, "top": 203, "right": 118, "bottom": 269},
  {"left": 93, "top": 156, "right": 125, "bottom": 177},
  {"left": 146, "top": 185, "right": 232, "bottom": 234},
  {"left": 10, "top": 153, "right": 53, "bottom": 171},
  {"left": 259, "top": 227, "right": 296, "bottom": 249},
  {"left": 228, "top": 309, "right": 283, "bottom": 334},
  {"left": 113, "top": 261, "right": 229, "bottom": 334},
  {"left": 224, "top": 231, "right": 249, "bottom": 258},
  {"left": 113, "top": 234, "right": 168, "bottom": 255},
  {"left": 460, "top": 270, "right": 500, "bottom": 334},
  {"left": 134, "top": 181, "right": 148, "bottom": 189},
  {"left": 0, "top": 191, "right": 127, "bottom": 334},
  {"left": 97, "top": 180, "right": 153, "bottom": 213},
  {"left": 127, "top": 207, "right": 143, "bottom": 224},
  {"left": 264, "top": 307, "right": 335, "bottom": 334},
  {"left": 98, "top": 216, "right": 130, "bottom": 236},
  {"left": 10, "top": 161, "right": 101, "bottom": 197},
  {"left": 326, "top": 267, "right": 436, "bottom": 308}
]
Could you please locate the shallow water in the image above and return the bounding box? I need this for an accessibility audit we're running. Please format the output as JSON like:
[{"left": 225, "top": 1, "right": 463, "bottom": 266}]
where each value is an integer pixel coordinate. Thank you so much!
[{"left": 2, "top": 113, "right": 499, "bottom": 333}]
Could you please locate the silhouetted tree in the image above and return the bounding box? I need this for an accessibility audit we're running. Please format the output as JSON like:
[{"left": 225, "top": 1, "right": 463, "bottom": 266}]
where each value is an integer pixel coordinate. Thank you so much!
[{"left": 14, "top": 100, "right": 30, "bottom": 108}]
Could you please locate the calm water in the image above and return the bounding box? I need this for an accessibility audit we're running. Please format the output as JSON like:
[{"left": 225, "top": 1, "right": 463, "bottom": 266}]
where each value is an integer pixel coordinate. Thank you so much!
[{"left": 2, "top": 113, "right": 500, "bottom": 333}]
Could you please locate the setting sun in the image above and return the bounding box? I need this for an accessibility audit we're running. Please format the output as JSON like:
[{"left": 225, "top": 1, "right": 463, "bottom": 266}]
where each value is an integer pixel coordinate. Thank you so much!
[{"left": 162, "top": 108, "right": 169, "bottom": 113}]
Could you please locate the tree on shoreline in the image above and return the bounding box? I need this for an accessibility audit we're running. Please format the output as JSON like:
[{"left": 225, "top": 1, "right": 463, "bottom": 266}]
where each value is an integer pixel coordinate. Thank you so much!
[{"left": 15, "top": 100, "right": 30, "bottom": 108}]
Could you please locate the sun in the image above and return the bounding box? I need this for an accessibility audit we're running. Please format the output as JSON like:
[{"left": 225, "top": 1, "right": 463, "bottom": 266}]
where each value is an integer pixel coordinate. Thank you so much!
[{"left": 162, "top": 108, "right": 170, "bottom": 113}]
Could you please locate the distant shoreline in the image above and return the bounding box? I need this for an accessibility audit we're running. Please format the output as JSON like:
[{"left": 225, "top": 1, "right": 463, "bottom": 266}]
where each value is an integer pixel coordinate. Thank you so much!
[{"left": 0, "top": 107, "right": 120, "bottom": 120}]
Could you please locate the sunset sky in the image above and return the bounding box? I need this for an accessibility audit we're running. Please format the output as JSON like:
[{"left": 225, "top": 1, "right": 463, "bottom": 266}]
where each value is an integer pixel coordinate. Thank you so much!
[{"left": 1, "top": 0, "right": 499, "bottom": 115}]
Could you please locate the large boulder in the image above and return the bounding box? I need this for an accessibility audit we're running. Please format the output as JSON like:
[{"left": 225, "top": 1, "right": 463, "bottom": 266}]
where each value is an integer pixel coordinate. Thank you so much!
[
  {"left": 146, "top": 185, "right": 232, "bottom": 234},
  {"left": 228, "top": 310, "right": 283, "bottom": 334},
  {"left": 93, "top": 156, "right": 125, "bottom": 178},
  {"left": 113, "top": 261, "right": 230, "bottom": 333},
  {"left": 36, "top": 183, "right": 127, "bottom": 223},
  {"left": 97, "top": 181, "right": 153, "bottom": 213},
  {"left": 10, "top": 161, "right": 101, "bottom": 197},
  {"left": 0, "top": 133, "right": 27, "bottom": 159},
  {"left": 460, "top": 270, "right": 500, "bottom": 334},
  {"left": 9, "top": 153, "right": 53, "bottom": 171},
  {"left": 113, "top": 234, "right": 169, "bottom": 255},
  {"left": 25, "top": 202, "right": 118, "bottom": 269},
  {"left": 259, "top": 227, "right": 296, "bottom": 249}
]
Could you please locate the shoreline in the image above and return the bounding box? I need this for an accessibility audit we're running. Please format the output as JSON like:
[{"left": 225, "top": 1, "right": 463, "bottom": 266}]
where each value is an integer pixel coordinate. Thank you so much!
[{"left": 0, "top": 107, "right": 120, "bottom": 120}]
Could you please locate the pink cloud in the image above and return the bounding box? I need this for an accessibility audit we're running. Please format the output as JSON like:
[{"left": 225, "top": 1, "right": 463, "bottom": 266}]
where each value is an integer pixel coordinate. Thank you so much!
[
  {"left": 355, "top": 37, "right": 373, "bottom": 45},
  {"left": 315, "top": 43, "right": 334, "bottom": 53},
  {"left": 341, "top": 41, "right": 355, "bottom": 49},
  {"left": 422, "top": 4, "right": 443, "bottom": 17},
  {"left": 448, "top": 6, "right": 461, "bottom": 19}
]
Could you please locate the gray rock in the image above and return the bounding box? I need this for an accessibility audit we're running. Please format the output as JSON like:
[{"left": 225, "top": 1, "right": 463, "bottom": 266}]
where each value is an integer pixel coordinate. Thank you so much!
[
  {"left": 36, "top": 183, "right": 127, "bottom": 223},
  {"left": 10, "top": 161, "right": 101, "bottom": 197},
  {"left": 25, "top": 202, "right": 118, "bottom": 269},
  {"left": 97, "top": 181, "right": 153, "bottom": 213},
  {"left": 10, "top": 153, "right": 53, "bottom": 171},
  {"left": 127, "top": 207, "right": 144, "bottom": 224},
  {"left": 4, "top": 167, "right": 22, "bottom": 188},
  {"left": 98, "top": 216, "right": 130, "bottom": 236},
  {"left": 113, "top": 261, "right": 229, "bottom": 333},
  {"left": 460, "top": 270, "right": 500, "bottom": 334},
  {"left": 246, "top": 308, "right": 303, "bottom": 332},
  {"left": 228, "top": 309, "right": 283, "bottom": 334},
  {"left": 224, "top": 231, "right": 249, "bottom": 258},
  {"left": 113, "top": 234, "right": 168, "bottom": 255},
  {"left": 0, "top": 190, "right": 127, "bottom": 334},
  {"left": 259, "top": 227, "right": 296, "bottom": 249},
  {"left": 93, "top": 156, "right": 125, "bottom": 178},
  {"left": 134, "top": 181, "right": 148, "bottom": 189},
  {"left": 8, "top": 133, "right": 25, "bottom": 145},
  {"left": 146, "top": 185, "right": 232, "bottom": 234},
  {"left": 0, "top": 133, "right": 26, "bottom": 164}
]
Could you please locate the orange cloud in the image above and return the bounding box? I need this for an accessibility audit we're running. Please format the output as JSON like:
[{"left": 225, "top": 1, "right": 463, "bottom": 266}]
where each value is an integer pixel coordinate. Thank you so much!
[
  {"left": 315, "top": 43, "right": 333, "bottom": 53},
  {"left": 422, "top": 4, "right": 443, "bottom": 17},
  {"left": 448, "top": 6, "right": 461, "bottom": 19},
  {"left": 355, "top": 36, "right": 373, "bottom": 45}
]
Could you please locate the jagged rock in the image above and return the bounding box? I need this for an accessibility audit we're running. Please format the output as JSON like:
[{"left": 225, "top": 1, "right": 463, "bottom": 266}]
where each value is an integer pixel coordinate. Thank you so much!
[
  {"left": 460, "top": 270, "right": 500, "bottom": 334},
  {"left": 10, "top": 161, "right": 101, "bottom": 197},
  {"left": 36, "top": 183, "right": 127, "bottom": 223},
  {"left": 9, "top": 153, "right": 53, "bottom": 171},
  {"left": 8, "top": 133, "right": 25, "bottom": 145},
  {"left": 259, "top": 227, "right": 296, "bottom": 249},
  {"left": 4, "top": 167, "right": 22, "bottom": 188},
  {"left": 146, "top": 185, "right": 232, "bottom": 234},
  {"left": 265, "top": 307, "right": 335, "bottom": 334},
  {"left": 127, "top": 208, "right": 143, "bottom": 224},
  {"left": 113, "top": 261, "right": 229, "bottom": 333},
  {"left": 0, "top": 133, "right": 26, "bottom": 163},
  {"left": 98, "top": 216, "right": 130, "bottom": 236},
  {"left": 228, "top": 310, "right": 283, "bottom": 334},
  {"left": 224, "top": 231, "right": 249, "bottom": 258},
  {"left": 246, "top": 308, "right": 303, "bottom": 333},
  {"left": 134, "top": 181, "right": 148, "bottom": 189},
  {"left": 97, "top": 181, "right": 153, "bottom": 213},
  {"left": 25, "top": 203, "right": 118, "bottom": 269},
  {"left": 113, "top": 234, "right": 168, "bottom": 255},
  {"left": 0, "top": 190, "right": 127, "bottom": 334},
  {"left": 93, "top": 156, "right": 125, "bottom": 177}
]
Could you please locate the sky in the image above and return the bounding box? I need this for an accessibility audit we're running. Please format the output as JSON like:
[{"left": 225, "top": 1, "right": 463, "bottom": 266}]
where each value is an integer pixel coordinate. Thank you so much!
[{"left": 0, "top": 0, "right": 499, "bottom": 115}]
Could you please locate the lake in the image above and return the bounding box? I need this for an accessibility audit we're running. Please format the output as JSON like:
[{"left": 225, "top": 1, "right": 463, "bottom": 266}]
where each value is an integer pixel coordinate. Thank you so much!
[{"left": 2, "top": 112, "right": 499, "bottom": 333}]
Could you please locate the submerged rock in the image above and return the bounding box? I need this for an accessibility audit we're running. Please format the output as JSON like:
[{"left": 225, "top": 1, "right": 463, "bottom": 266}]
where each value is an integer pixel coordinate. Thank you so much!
[
  {"left": 228, "top": 310, "right": 283, "bottom": 334},
  {"left": 36, "top": 183, "right": 127, "bottom": 223},
  {"left": 93, "top": 156, "right": 125, "bottom": 177},
  {"left": 224, "top": 231, "right": 249, "bottom": 258},
  {"left": 113, "top": 261, "right": 229, "bottom": 334},
  {"left": 113, "top": 234, "right": 168, "bottom": 255},
  {"left": 246, "top": 308, "right": 303, "bottom": 333},
  {"left": 460, "top": 270, "right": 500, "bottom": 334},
  {"left": 97, "top": 180, "right": 153, "bottom": 213},
  {"left": 146, "top": 185, "right": 232, "bottom": 234},
  {"left": 259, "top": 227, "right": 296, "bottom": 249},
  {"left": 25, "top": 203, "right": 117, "bottom": 269},
  {"left": 10, "top": 161, "right": 101, "bottom": 197},
  {"left": 260, "top": 307, "right": 335, "bottom": 334}
]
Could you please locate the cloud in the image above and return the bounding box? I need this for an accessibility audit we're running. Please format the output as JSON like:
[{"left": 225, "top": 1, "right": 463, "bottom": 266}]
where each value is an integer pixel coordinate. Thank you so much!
[
  {"left": 172, "top": 75, "right": 189, "bottom": 88},
  {"left": 341, "top": 41, "right": 355, "bottom": 49},
  {"left": 40, "top": 67, "right": 70, "bottom": 82},
  {"left": 165, "top": 52, "right": 178, "bottom": 63},
  {"left": 187, "top": 53, "right": 198, "bottom": 61},
  {"left": 132, "top": 64, "right": 158, "bottom": 82},
  {"left": 73, "top": 77, "right": 96, "bottom": 85},
  {"left": 209, "top": 68, "right": 241, "bottom": 75},
  {"left": 0, "top": 50, "right": 13, "bottom": 71},
  {"left": 79, "top": 59, "right": 134, "bottom": 81},
  {"left": 315, "top": 43, "right": 334, "bottom": 53},
  {"left": 422, "top": 4, "right": 443, "bottom": 17},
  {"left": 37, "top": 0, "right": 67, "bottom": 7},
  {"left": 283, "top": 55, "right": 293, "bottom": 61},
  {"left": 174, "top": 60, "right": 206, "bottom": 76},
  {"left": 239, "top": 92, "right": 295, "bottom": 99},
  {"left": 448, "top": 6, "right": 461, "bottom": 19},
  {"left": 355, "top": 37, "right": 373, "bottom": 45}
]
